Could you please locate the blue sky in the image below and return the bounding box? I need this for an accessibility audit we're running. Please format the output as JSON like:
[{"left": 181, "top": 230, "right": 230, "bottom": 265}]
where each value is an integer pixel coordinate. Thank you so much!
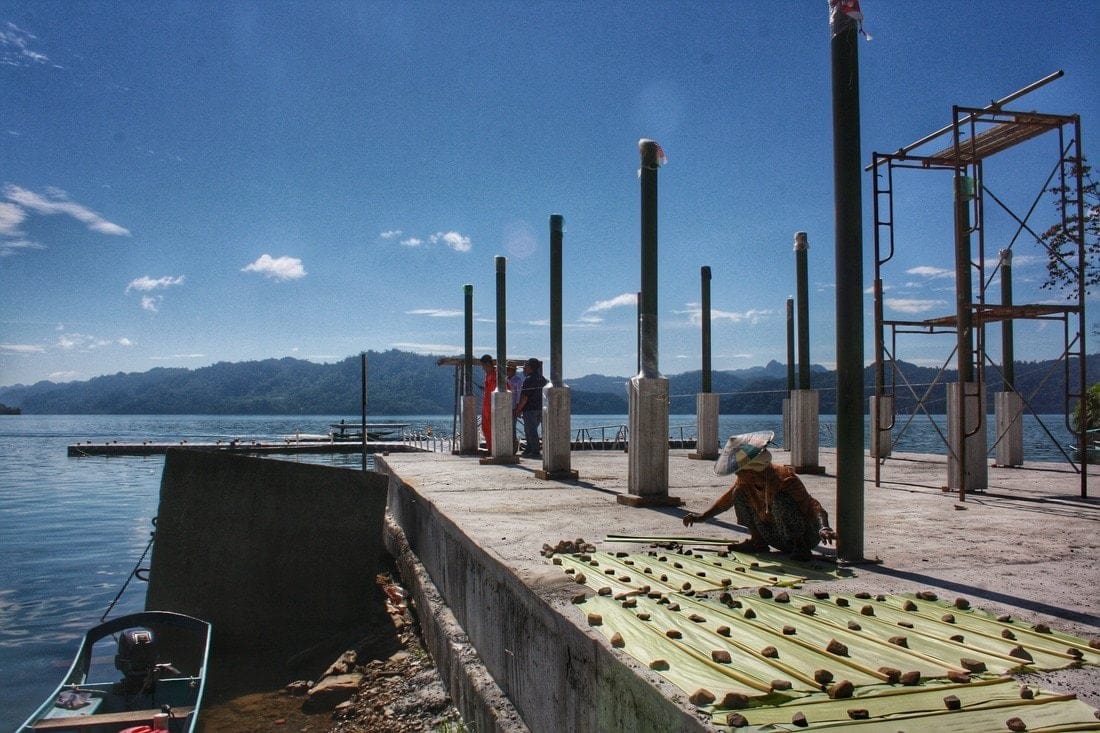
[{"left": 1, "top": 1, "right": 1097, "bottom": 388}]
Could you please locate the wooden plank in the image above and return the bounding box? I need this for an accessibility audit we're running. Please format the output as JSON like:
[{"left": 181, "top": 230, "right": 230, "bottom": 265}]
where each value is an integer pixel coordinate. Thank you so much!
[{"left": 32, "top": 706, "right": 193, "bottom": 730}]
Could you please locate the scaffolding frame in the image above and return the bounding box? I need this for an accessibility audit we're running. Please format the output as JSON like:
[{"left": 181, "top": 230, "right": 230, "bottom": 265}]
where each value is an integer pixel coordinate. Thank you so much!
[{"left": 868, "top": 72, "right": 1088, "bottom": 498}]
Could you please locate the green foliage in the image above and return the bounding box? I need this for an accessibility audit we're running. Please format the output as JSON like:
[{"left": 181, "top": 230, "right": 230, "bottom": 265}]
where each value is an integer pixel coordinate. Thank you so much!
[
  {"left": 1073, "top": 382, "right": 1100, "bottom": 432},
  {"left": 1040, "top": 159, "right": 1099, "bottom": 299}
]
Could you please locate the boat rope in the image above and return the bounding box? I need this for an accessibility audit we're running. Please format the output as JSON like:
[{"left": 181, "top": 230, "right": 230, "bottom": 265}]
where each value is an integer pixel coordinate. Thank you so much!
[{"left": 100, "top": 517, "right": 157, "bottom": 623}]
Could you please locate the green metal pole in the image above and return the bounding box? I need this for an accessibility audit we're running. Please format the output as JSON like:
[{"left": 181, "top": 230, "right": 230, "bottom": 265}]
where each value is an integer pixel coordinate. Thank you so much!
[
  {"left": 550, "top": 215, "right": 564, "bottom": 385},
  {"left": 701, "top": 266, "right": 712, "bottom": 393},
  {"left": 830, "top": 4, "right": 865, "bottom": 561},
  {"left": 786, "top": 297, "right": 795, "bottom": 394},
  {"left": 795, "top": 232, "right": 812, "bottom": 390},
  {"left": 639, "top": 139, "right": 661, "bottom": 378},
  {"left": 495, "top": 256, "right": 507, "bottom": 392},
  {"left": 464, "top": 284, "right": 473, "bottom": 396}
]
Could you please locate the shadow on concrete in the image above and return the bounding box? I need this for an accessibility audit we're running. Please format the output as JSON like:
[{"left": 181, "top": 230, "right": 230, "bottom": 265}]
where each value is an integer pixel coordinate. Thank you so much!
[{"left": 857, "top": 563, "right": 1100, "bottom": 627}]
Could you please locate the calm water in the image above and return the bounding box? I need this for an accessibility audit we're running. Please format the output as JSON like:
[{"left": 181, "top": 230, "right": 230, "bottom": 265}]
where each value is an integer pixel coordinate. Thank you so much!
[{"left": 0, "top": 413, "right": 1076, "bottom": 728}]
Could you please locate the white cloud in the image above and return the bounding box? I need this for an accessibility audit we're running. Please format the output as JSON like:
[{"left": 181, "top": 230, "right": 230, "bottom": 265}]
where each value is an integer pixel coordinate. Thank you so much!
[
  {"left": 150, "top": 353, "right": 206, "bottom": 361},
  {"left": 0, "top": 201, "right": 27, "bottom": 235},
  {"left": 401, "top": 237, "right": 424, "bottom": 247},
  {"left": 584, "top": 293, "right": 637, "bottom": 314},
  {"left": 47, "top": 370, "right": 80, "bottom": 382},
  {"left": 126, "top": 275, "right": 185, "bottom": 292},
  {"left": 141, "top": 295, "right": 161, "bottom": 312},
  {"left": 380, "top": 230, "right": 402, "bottom": 239},
  {"left": 683, "top": 307, "right": 771, "bottom": 326},
  {"left": 3, "top": 185, "right": 130, "bottom": 236},
  {"left": 54, "top": 332, "right": 126, "bottom": 351},
  {"left": 0, "top": 343, "right": 45, "bottom": 353},
  {"left": 0, "top": 238, "right": 44, "bottom": 257},
  {"left": 906, "top": 265, "right": 954, "bottom": 279},
  {"left": 0, "top": 22, "right": 50, "bottom": 67},
  {"left": 406, "top": 308, "right": 463, "bottom": 317},
  {"left": 885, "top": 298, "right": 947, "bottom": 314},
  {"left": 241, "top": 254, "right": 306, "bottom": 281},
  {"left": 430, "top": 231, "right": 472, "bottom": 253}
]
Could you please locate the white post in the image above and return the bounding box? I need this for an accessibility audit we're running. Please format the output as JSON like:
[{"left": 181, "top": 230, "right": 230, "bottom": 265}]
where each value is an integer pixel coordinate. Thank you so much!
[
  {"left": 791, "top": 389, "right": 822, "bottom": 473},
  {"left": 948, "top": 382, "right": 987, "bottom": 492},
  {"left": 994, "top": 391, "right": 1024, "bottom": 467},
  {"left": 491, "top": 391, "right": 514, "bottom": 460},
  {"left": 869, "top": 394, "right": 893, "bottom": 458},
  {"left": 694, "top": 392, "right": 720, "bottom": 459},
  {"left": 460, "top": 395, "right": 478, "bottom": 453}
]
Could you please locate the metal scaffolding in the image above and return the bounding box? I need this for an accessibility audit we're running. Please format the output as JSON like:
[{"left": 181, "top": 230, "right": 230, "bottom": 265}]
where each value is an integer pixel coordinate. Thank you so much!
[{"left": 868, "top": 72, "right": 1088, "bottom": 498}]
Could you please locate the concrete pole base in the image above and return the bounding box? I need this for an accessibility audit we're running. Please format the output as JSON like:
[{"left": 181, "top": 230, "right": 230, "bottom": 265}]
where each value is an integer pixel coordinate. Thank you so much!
[
  {"left": 541, "top": 385, "right": 574, "bottom": 479},
  {"left": 791, "top": 389, "right": 822, "bottom": 474},
  {"left": 782, "top": 397, "right": 791, "bottom": 451},
  {"left": 689, "top": 392, "right": 720, "bottom": 461},
  {"left": 459, "top": 395, "right": 479, "bottom": 455},
  {"left": 869, "top": 395, "right": 894, "bottom": 459},
  {"left": 616, "top": 493, "right": 683, "bottom": 508},
  {"left": 535, "top": 468, "right": 580, "bottom": 481},
  {"left": 948, "top": 381, "right": 987, "bottom": 492},
  {"left": 994, "top": 391, "right": 1024, "bottom": 467},
  {"left": 484, "top": 391, "right": 518, "bottom": 464},
  {"left": 626, "top": 375, "right": 671, "bottom": 499}
]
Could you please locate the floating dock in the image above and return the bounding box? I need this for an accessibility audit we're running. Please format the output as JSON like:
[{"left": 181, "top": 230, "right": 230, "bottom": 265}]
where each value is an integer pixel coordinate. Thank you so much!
[
  {"left": 67, "top": 437, "right": 697, "bottom": 456},
  {"left": 66, "top": 440, "right": 414, "bottom": 457}
]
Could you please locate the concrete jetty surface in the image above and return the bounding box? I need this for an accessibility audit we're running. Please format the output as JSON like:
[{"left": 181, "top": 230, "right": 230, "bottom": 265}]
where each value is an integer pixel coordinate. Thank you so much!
[{"left": 377, "top": 448, "right": 1099, "bottom": 732}]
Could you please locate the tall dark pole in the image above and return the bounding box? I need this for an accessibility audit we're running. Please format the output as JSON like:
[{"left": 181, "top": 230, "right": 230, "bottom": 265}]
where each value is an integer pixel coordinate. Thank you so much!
[
  {"left": 953, "top": 164, "right": 975, "bottom": 502},
  {"left": 999, "top": 249, "right": 1014, "bottom": 390},
  {"left": 701, "top": 266, "right": 712, "bottom": 393},
  {"left": 830, "top": 1, "right": 865, "bottom": 561},
  {"left": 639, "top": 139, "right": 661, "bottom": 378},
  {"left": 495, "top": 256, "right": 507, "bottom": 393},
  {"left": 463, "top": 284, "right": 473, "bottom": 396},
  {"left": 795, "top": 232, "right": 812, "bottom": 390},
  {"left": 550, "top": 215, "right": 564, "bottom": 385},
  {"left": 786, "top": 297, "right": 795, "bottom": 394}
]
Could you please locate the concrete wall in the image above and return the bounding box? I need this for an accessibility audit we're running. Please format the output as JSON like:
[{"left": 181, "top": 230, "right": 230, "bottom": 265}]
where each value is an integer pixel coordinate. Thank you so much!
[
  {"left": 146, "top": 449, "right": 388, "bottom": 652},
  {"left": 382, "top": 463, "right": 705, "bottom": 733}
]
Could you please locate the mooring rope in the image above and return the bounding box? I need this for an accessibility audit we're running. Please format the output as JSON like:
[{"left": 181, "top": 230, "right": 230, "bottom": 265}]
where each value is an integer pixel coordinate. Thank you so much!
[{"left": 100, "top": 517, "right": 157, "bottom": 622}]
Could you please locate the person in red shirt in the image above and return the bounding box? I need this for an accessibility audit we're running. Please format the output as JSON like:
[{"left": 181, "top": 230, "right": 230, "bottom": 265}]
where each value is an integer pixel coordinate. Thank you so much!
[{"left": 479, "top": 355, "right": 496, "bottom": 452}]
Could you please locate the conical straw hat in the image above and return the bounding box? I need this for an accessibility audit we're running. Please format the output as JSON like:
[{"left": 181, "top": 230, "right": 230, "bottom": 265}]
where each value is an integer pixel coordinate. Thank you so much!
[{"left": 713, "top": 431, "right": 775, "bottom": 476}]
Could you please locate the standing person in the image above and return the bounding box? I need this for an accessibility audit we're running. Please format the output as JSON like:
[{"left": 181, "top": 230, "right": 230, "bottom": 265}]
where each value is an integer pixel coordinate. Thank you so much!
[
  {"left": 515, "top": 358, "right": 548, "bottom": 458},
  {"left": 506, "top": 363, "right": 524, "bottom": 453},
  {"left": 479, "top": 354, "right": 496, "bottom": 453},
  {"left": 681, "top": 431, "right": 836, "bottom": 561}
]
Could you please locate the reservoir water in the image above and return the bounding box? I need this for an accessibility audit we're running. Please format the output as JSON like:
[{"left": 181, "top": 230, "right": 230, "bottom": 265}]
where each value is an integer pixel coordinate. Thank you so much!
[{"left": 0, "top": 413, "right": 1079, "bottom": 729}]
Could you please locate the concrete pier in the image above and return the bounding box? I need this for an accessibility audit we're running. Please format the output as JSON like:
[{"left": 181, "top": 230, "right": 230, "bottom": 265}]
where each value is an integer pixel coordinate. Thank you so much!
[
  {"left": 142, "top": 446, "right": 1099, "bottom": 731},
  {"left": 378, "top": 448, "right": 1099, "bottom": 731}
]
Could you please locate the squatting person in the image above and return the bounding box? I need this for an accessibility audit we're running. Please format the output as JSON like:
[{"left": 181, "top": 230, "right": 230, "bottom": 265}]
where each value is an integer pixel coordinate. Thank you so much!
[{"left": 681, "top": 431, "right": 836, "bottom": 561}]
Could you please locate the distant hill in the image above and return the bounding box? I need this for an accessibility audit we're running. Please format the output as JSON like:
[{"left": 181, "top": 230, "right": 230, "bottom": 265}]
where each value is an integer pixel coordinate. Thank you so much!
[{"left": 0, "top": 350, "right": 1096, "bottom": 416}]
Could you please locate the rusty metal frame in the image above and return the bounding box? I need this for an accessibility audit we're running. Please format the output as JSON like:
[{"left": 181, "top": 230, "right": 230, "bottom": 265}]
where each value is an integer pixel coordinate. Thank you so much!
[{"left": 868, "top": 72, "right": 1088, "bottom": 498}]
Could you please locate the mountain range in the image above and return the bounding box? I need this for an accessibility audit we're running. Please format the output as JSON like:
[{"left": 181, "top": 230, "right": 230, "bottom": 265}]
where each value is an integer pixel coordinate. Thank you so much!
[{"left": 0, "top": 349, "right": 1096, "bottom": 416}]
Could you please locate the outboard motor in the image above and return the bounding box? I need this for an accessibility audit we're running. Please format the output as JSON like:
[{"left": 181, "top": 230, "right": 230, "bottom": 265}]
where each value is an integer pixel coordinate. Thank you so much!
[{"left": 115, "top": 627, "right": 157, "bottom": 680}]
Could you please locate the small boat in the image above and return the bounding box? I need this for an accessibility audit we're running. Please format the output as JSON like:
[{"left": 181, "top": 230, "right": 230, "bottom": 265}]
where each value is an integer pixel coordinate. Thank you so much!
[
  {"left": 328, "top": 421, "right": 409, "bottom": 441},
  {"left": 18, "top": 611, "right": 211, "bottom": 733}
]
